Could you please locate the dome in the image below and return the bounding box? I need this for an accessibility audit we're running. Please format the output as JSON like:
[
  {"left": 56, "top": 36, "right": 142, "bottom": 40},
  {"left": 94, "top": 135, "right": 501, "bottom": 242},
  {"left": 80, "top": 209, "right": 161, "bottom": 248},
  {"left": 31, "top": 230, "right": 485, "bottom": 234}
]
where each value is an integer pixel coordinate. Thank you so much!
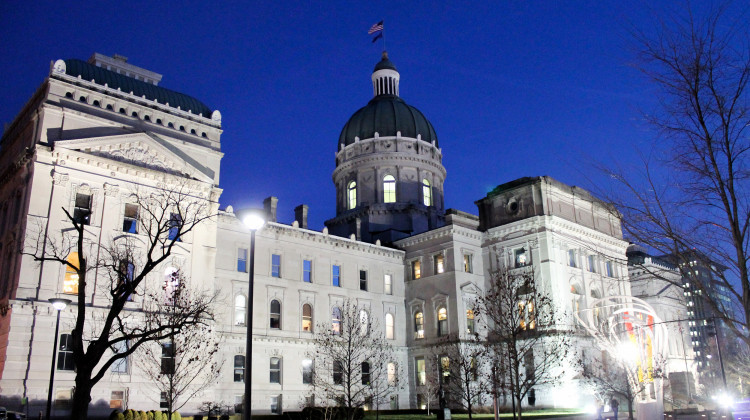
[{"left": 339, "top": 52, "right": 437, "bottom": 148}]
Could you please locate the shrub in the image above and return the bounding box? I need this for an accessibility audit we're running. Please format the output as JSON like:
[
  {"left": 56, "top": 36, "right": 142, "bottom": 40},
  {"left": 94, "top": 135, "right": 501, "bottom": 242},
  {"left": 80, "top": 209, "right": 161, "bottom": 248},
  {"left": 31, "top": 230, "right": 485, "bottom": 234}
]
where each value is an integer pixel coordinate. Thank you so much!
[
  {"left": 140, "top": 411, "right": 149, "bottom": 420},
  {"left": 154, "top": 411, "right": 164, "bottom": 420},
  {"left": 125, "top": 409, "right": 135, "bottom": 420},
  {"left": 109, "top": 410, "right": 125, "bottom": 420}
]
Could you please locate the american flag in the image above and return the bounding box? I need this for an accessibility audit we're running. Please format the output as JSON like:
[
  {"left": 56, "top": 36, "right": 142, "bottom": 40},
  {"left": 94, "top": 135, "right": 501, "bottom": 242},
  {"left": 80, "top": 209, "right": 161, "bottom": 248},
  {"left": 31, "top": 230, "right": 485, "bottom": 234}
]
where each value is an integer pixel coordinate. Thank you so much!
[{"left": 368, "top": 20, "right": 384, "bottom": 34}]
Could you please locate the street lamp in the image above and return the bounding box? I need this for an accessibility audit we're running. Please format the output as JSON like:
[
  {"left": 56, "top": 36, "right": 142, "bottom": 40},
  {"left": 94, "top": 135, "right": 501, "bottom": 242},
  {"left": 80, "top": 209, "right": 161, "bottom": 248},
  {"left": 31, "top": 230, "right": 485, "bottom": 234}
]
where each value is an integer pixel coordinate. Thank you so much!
[
  {"left": 47, "top": 298, "right": 71, "bottom": 420},
  {"left": 242, "top": 210, "right": 265, "bottom": 420}
]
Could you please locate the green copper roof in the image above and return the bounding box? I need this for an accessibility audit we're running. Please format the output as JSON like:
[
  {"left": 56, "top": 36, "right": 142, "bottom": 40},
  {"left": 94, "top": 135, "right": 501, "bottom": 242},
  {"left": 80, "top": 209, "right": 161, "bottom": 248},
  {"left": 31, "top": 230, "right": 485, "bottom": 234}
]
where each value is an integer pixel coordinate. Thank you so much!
[
  {"left": 63, "top": 59, "right": 213, "bottom": 118},
  {"left": 339, "top": 95, "right": 438, "bottom": 148}
]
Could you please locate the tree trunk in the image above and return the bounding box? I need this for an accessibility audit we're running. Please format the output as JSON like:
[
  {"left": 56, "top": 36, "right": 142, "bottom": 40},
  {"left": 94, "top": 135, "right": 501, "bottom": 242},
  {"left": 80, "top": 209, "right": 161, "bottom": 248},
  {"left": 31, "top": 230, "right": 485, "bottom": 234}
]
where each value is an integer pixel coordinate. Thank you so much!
[{"left": 70, "top": 375, "right": 93, "bottom": 420}]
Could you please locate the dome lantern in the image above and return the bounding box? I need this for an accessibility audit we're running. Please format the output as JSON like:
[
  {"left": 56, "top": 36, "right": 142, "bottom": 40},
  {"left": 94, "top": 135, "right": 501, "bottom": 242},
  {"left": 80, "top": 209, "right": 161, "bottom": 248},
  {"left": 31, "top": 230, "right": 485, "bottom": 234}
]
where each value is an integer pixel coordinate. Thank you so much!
[{"left": 372, "top": 51, "right": 399, "bottom": 97}]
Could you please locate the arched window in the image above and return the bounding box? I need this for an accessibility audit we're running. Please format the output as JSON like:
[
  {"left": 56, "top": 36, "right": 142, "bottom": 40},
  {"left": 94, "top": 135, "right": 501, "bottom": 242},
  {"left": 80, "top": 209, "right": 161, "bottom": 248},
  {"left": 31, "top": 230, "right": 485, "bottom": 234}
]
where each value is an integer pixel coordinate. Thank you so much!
[
  {"left": 466, "top": 309, "right": 475, "bottom": 334},
  {"left": 270, "top": 299, "right": 281, "bottom": 329},
  {"left": 332, "top": 307, "right": 342, "bottom": 335},
  {"left": 385, "top": 313, "right": 394, "bottom": 339},
  {"left": 302, "top": 303, "right": 313, "bottom": 332},
  {"left": 437, "top": 307, "right": 448, "bottom": 336},
  {"left": 235, "top": 295, "right": 247, "bottom": 326},
  {"left": 422, "top": 179, "right": 432, "bottom": 206},
  {"left": 361, "top": 361, "right": 370, "bottom": 384},
  {"left": 347, "top": 181, "right": 357, "bottom": 210},
  {"left": 414, "top": 311, "right": 424, "bottom": 339},
  {"left": 359, "top": 310, "right": 369, "bottom": 336},
  {"left": 383, "top": 175, "right": 396, "bottom": 203},
  {"left": 63, "top": 252, "right": 80, "bottom": 294},
  {"left": 270, "top": 357, "right": 281, "bottom": 383}
]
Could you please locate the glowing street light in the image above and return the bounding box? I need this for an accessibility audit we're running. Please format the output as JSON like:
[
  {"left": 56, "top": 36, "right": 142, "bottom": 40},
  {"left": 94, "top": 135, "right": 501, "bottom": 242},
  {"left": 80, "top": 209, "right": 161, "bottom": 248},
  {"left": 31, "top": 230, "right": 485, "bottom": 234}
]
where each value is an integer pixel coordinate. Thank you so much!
[{"left": 46, "top": 298, "right": 71, "bottom": 420}]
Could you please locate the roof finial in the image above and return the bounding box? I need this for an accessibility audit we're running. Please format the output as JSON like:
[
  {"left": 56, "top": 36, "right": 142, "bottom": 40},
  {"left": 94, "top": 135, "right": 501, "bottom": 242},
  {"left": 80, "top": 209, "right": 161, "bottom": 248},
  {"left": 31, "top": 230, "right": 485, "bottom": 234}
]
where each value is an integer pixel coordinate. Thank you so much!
[{"left": 382, "top": 51, "right": 389, "bottom": 60}]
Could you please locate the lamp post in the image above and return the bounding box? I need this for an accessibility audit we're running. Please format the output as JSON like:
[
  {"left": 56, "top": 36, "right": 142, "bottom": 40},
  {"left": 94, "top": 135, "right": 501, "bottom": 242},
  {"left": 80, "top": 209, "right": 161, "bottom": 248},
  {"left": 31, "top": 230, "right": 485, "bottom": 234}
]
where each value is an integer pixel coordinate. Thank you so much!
[
  {"left": 46, "top": 298, "right": 71, "bottom": 420},
  {"left": 242, "top": 211, "right": 265, "bottom": 420}
]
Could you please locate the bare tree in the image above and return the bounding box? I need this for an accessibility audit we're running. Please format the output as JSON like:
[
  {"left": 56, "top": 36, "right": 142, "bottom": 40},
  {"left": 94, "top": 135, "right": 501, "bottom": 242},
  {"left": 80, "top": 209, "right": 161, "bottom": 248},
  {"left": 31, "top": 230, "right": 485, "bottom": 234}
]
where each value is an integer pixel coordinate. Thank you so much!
[
  {"left": 23, "top": 182, "right": 217, "bottom": 419},
  {"left": 475, "top": 265, "right": 571, "bottom": 419},
  {"left": 605, "top": 2, "right": 750, "bottom": 346},
  {"left": 432, "top": 336, "right": 487, "bottom": 420},
  {"left": 138, "top": 295, "right": 223, "bottom": 418},
  {"left": 307, "top": 299, "right": 403, "bottom": 420},
  {"left": 580, "top": 352, "right": 639, "bottom": 420}
]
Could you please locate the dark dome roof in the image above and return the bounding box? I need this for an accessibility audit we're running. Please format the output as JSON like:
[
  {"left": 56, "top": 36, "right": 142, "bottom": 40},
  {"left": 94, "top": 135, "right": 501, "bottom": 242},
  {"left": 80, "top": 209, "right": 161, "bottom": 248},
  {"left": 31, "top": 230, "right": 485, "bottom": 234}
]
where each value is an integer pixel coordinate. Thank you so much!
[
  {"left": 339, "top": 95, "right": 438, "bottom": 147},
  {"left": 374, "top": 55, "right": 397, "bottom": 72}
]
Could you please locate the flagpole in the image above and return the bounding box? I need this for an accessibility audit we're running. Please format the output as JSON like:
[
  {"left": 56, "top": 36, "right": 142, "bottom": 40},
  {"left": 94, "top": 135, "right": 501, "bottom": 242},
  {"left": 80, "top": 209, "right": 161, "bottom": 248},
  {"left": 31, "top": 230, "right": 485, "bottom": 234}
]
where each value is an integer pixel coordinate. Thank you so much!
[{"left": 382, "top": 25, "right": 386, "bottom": 52}]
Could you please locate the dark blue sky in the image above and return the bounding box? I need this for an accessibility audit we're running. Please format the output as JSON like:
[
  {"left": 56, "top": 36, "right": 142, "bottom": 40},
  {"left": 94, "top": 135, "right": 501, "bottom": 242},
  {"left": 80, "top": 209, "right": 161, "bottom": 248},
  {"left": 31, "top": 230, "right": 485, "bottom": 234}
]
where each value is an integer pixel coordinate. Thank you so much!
[{"left": 0, "top": 1, "right": 716, "bottom": 229}]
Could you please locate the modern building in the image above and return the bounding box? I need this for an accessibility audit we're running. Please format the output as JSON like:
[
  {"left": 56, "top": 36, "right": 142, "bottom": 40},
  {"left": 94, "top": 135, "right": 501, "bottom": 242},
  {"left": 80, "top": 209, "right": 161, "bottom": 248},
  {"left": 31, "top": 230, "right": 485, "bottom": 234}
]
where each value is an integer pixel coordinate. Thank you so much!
[{"left": 0, "top": 51, "right": 676, "bottom": 417}]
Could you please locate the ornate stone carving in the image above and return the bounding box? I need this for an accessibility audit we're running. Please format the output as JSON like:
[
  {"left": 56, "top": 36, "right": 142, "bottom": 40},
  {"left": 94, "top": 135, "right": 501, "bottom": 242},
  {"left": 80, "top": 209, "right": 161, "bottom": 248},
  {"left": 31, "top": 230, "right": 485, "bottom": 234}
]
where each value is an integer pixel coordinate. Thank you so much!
[
  {"left": 53, "top": 59, "right": 66, "bottom": 74},
  {"left": 51, "top": 170, "right": 69, "bottom": 186},
  {"left": 211, "top": 110, "right": 222, "bottom": 124},
  {"left": 103, "top": 183, "right": 120, "bottom": 196}
]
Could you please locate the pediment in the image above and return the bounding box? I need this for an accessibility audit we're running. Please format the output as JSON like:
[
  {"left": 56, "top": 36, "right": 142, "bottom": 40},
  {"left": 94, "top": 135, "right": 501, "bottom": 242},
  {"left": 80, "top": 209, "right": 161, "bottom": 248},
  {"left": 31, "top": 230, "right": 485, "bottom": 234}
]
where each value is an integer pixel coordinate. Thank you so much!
[{"left": 55, "top": 132, "right": 214, "bottom": 182}]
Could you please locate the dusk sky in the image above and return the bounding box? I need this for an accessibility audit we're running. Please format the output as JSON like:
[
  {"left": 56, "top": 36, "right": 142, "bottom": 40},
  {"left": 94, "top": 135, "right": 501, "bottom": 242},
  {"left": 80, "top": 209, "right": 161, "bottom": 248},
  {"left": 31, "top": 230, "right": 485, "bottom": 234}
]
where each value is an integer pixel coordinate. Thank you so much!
[{"left": 0, "top": 1, "right": 730, "bottom": 229}]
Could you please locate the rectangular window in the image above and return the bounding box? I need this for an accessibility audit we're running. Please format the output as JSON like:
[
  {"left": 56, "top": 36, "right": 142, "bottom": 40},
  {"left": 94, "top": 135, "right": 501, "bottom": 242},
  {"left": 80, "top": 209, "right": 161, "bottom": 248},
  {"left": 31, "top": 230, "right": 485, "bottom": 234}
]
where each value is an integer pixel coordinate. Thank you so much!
[
  {"left": 384, "top": 274, "right": 392, "bottom": 295},
  {"left": 303, "top": 259, "right": 312, "bottom": 283},
  {"left": 167, "top": 212, "right": 182, "bottom": 241},
  {"left": 415, "top": 357, "right": 426, "bottom": 386},
  {"left": 270, "top": 395, "right": 281, "bottom": 414},
  {"left": 332, "top": 265, "right": 341, "bottom": 287},
  {"left": 441, "top": 356, "right": 451, "bottom": 384},
  {"left": 57, "top": 333, "right": 75, "bottom": 371},
  {"left": 515, "top": 248, "right": 529, "bottom": 268},
  {"left": 234, "top": 355, "right": 245, "bottom": 382},
  {"left": 587, "top": 255, "right": 596, "bottom": 273},
  {"left": 302, "top": 359, "right": 313, "bottom": 384},
  {"left": 434, "top": 254, "right": 445, "bottom": 274},
  {"left": 270, "top": 357, "right": 281, "bottom": 384},
  {"left": 463, "top": 254, "right": 473, "bottom": 273},
  {"left": 237, "top": 248, "right": 248, "bottom": 272},
  {"left": 111, "top": 340, "right": 129, "bottom": 373},
  {"left": 390, "top": 395, "right": 399, "bottom": 410},
  {"left": 359, "top": 270, "right": 367, "bottom": 291},
  {"left": 411, "top": 260, "right": 421, "bottom": 279},
  {"left": 160, "top": 392, "right": 168, "bottom": 409},
  {"left": 55, "top": 388, "right": 73, "bottom": 410},
  {"left": 110, "top": 390, "right": 125, "bottom": 409},
  {"left": 122, "top": 203, "right": 138, "bottom": 233},
  {"left": 73, "top": 192, "right": 92, "bottom": 225},
  {"left": 271, "top": 254, "right": 281, "bottom": 278},
  {"left": 568, "top": 249, "right": 577, "bottom": 267},
  {"left": 605, "top": 260, "right": 614, "bottom": 277},
  {"left": 118, "top": 260, "right": 135, "bottom": 301},
  {"left": 161, "top": 342, "right": 175, "bottom": 375}
]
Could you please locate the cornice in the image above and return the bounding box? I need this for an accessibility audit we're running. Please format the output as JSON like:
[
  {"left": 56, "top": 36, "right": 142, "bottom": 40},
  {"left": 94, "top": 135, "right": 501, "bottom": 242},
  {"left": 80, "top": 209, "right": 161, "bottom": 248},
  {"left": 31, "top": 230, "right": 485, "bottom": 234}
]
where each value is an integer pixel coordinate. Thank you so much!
[
  {"left": 485, "top": 215, "right": 628, "bottom": 249},
  {"left": 395, "top": 224, "right": 482, "bottom": 248},
  {"left": 333, "top": 152, "right": 447, "bottom": 179}
]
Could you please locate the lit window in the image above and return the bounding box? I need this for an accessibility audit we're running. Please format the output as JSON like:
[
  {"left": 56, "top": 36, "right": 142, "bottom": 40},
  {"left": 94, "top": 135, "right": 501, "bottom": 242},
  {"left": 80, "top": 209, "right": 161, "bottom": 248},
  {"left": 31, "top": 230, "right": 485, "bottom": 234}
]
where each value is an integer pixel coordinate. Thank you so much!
[
  {"left": 111, "top": 340, "right": 129, "bottom": 373},
  {"left": 347, "top": 181, "right": 357, "bottom": 210},
  {"left": 63, "top": 252, "right": 80, "bottom": 294},
  {"left": 237, "top": 248, "right": 248, "bottom": 272},
  {"left": 361, "top": 361, "right": 371, "bottom": 384},
  {"left": 434, "top": 254, "right": 444, "bottom": 274},
  {"left": 235, "top": 295, "right": 246, "bottom": 326},
  {"left": 519, "top": 300, "right": 536, "bottom": 330},
  {"left": 303, "top": 260, "right": 312, "bottom": 283},
  {"left": 332, "top": 265, "right": 341, "bottom": 287},
  {"left": 437, "top": 307, "right": 448, "bottom": 336},
  {"left": 415, "top": 357, "right": 426, "bottom": 385},
  {"left": 384, "top": 274, "right": 392, "bottom": 295},
  {"left": 422, "top": 179, "right": 432, "bottom": 206},
  {"left": 270, "top": 357, "right": 281, "bottom": 384},
  {"left": 387, "top": 362, "right": 397, "bottom": 385},
  {"left": 466, "top": 309, "right": 475, "bottom": 334},
  {"left": 414, "top": 311, "right": 424, "bottom": 339},
  {"left": 385, "top": 313, "right": 394, "bottom": 339},
  {"left": 122, "top": 203, "right": 138, "bottom": 233},
  {"left": 163, "top": 267, "right": 180, "bottom": 305},
  {"left": 464, "top": 254, "right": 473, "bottom": 273},
  {"left": 234, "top": 355, "right": 245, "bottom": 382},
  {"left": 383, "top": 175, "right": 396, "bottom": 203},
  {"left": 441, "top": 356, "right": 450, "bottom": 383},
  {"left": 57, "top": 333, "right": 75, "bottom": 371},
  {"left": 332, "top": 307, "right": 342, "bottom": 335},
  {"left": 359, "top": 270, "right": 367, "bottom": 291},
  {"left": 515, "top": 248, "right": 528, "bottom": 268},
  {"left": 73, "top": 192, "right": 92, "bottom": 225},
  {"left": 333, "top": 360, "right": 343, "bottom": 384},
  {"left": 271, "top": 254, "right": 281, "bottom": 278},
  {"left": 302, "top": 359, "right": 313, "bottom": 384},
  {"left": 302, "top": 303, "right": 313, "bottom": 332},
  {"left": 412, "top": 260, "right": 421, "bottom": 279},
  {"left": 160, "top": 342, "right": 174, "bottom": 375},
  {"left": 110, "top": 390, "right": 125, "bottom": 410},
  {"left": 270, "top": 300, "right": 281, "bottom": 329},
  {"left": 167, "top": 213, "right": 182, "bottom": 241},
  {"left": 359, "top": 310, "right": 369, "bottom": 336}
]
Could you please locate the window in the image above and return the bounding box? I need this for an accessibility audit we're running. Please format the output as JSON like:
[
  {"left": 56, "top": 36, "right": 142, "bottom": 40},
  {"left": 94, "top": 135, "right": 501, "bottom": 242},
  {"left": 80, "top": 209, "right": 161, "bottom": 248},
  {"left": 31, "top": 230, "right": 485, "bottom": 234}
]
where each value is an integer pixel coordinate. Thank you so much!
[
  {"left": 359, "top": 270, "right": 368, "bottom": 291},
  {"left": 441, "top": 356, "right": 451, "bottom": 383},
  {"left": 57, "top": 333, "right": 75, "bottom": 370},
  {"left": 568, "top": 249, "right": 577, "bottom": 267},
  {"left": 414, "top": 311, "right": 424, "bottom": 339},
  {"left": 415, "top": 357, "right": 426, "bottom": 385},
  {"left": 73, "top": 192, "right": 92, "bottom": 225},
  {"left": 332, "top": 265, "right": 341, "bottom": 287},
  {"left": 385, "top": 313, "right": 394, "bottom": 339},
  {"left": 302, "top": 359, "right": 313, "bottom": 384},
  {"left": 422, "top": 179, "right": 432, "bottom": 206},
  {"left": 347, "top": 181, "right": 357, "bottom": 210},
  {"left": 111, "top": 340, "right": 129, "bottom": 373},
  {"left": 161, "top": 342, "right": 175, "bottom": 374},
  {"left": 587, "top": 255, "right": 596, "bottom": 273},
  {"left": 570, "top": 284, "right": 583, "bottom": 314},
  {"left": 235, "top": 295, "right": 247, "bottom": 326},
  {"left": 515, "top": 248, "right": 528, "bottom": 268},
  {"left": 466, "top": 309, "right": 475, "bottom": 334},
  {"left": 63, "top": 252, "right": 80, "bottom": 294},
  {"left": 271, "top": 254, "right": 281, "bottom": 278},
  {"left": 359, "top": 310, "right": 369, "bottom": 336},
  {"left": 164, "top": 267, "right": 180, "bottom": 305},
  {"left": 234, "top": 355, "right": 245, "bottom": 382},
  {"left": 122, "top": 203, "right": 138, "bottom": 233},
  {"left": 433, "top": 254, "right": 445, "bottom": 274},
  {"left": 383, "top": 175, "right": 396, "bottom": 203},
  {"left": 270, "top": 357, "right": 281, "bottom": 384},
  {"left": 118, "top": 259, "right": 135, "bottom": 301},
  {"left": 437, "top": 307, "right": 448, "bottom": 336},
  {"left": 110, "top": 390, "right": 125, "bottom": 409},
  {"left": 270, "top": 300, "right": 281, "bottom": 329},
  {"left": 237, "top": 248, "right": 248, "bottom": 272},
  {"left": 333, "top": 360, "right": 343, "bottom": 384},
  {"left": 167, "top": 212, "right": 182, "bottom": 241},
  {"left": 387, "top": 362, "right": 397, "bottom": 385},
  {"left": 55, "top": 389, "right": 73, "bottom": 410},
  {"left": 332, "top": 307, "right": 342, "bottom": 334},
  {"left": 605, "top": 260, "right": 614, "bottom": 277},
  {"left": 411, "top": 260, "right": 421, "bottom": 279},
  {"left": 384, "top": 274, "right": 392, "bottom": 295},
  {"left": 160, "top": 392, "right": 170, "bottom": 408},
  {"left": 524, "top": 350, "right": 535, "bottom": 381},
  {"left": 302, "top": 303, "right": 313, "bottom": 332},
  {"left": 303, "top": 259, "right": 312, "bottom": 282},
  {"left": 463, "top": 254, "right": 473, "bottom": 273},
  {"left": 361, "top": 361, "right": 371, "bottom": 385},
  {"left": 519, "top": 300, "right": 536, "bottom": 330}
]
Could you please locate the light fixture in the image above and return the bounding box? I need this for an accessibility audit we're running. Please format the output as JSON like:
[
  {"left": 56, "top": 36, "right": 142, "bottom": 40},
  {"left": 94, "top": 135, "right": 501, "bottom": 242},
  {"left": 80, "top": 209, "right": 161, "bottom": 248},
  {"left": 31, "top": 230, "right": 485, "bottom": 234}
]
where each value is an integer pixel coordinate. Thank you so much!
[{"left": 46, "top": 297, "right": 72, "bottom": 420}]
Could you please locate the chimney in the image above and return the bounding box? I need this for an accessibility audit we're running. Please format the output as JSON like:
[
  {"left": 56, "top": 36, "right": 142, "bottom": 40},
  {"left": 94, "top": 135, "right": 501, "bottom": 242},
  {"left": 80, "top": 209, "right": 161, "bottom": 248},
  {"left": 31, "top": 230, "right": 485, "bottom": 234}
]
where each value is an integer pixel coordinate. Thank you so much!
[
  {"left": 263, "top": 196, "right": 278, "bottom": 223},
  {"left": 294, "top": 204, "right": 308, "bottom": 229}
]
